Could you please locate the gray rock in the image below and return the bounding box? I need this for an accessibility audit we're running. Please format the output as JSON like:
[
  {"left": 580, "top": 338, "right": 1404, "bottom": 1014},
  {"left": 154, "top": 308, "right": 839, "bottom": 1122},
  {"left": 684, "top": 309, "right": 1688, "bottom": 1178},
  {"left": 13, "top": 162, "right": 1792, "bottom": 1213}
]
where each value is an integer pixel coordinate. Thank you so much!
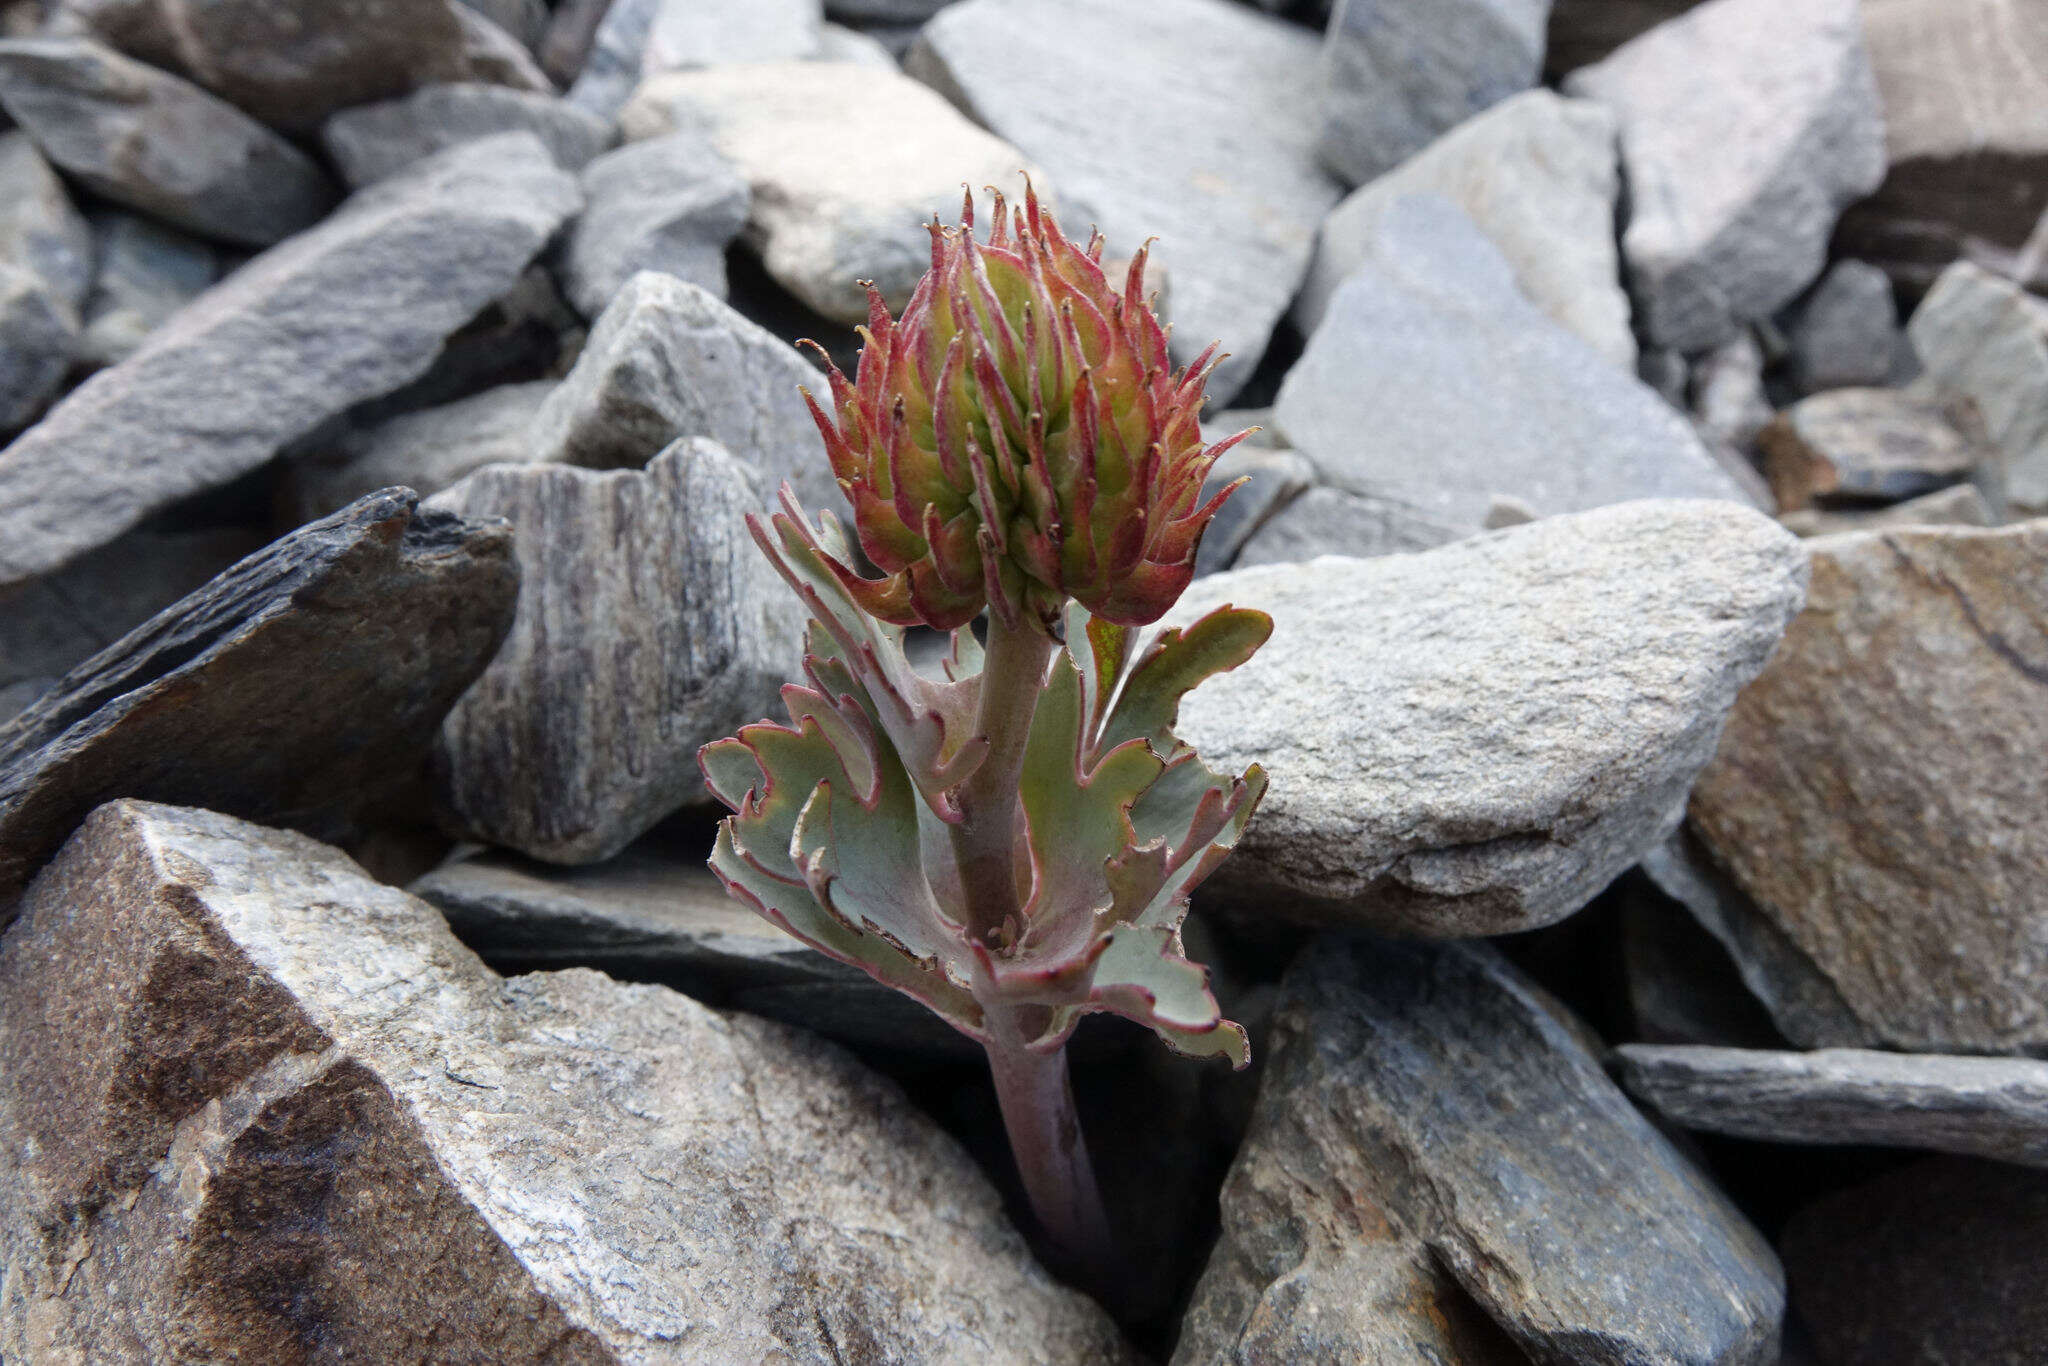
[
  {"left": 1232, "top": 485, "right": 1465, "bottom": 567},
  {"left": 1778, "top": 482, "right": 1994, "bottom": 537},
  {"left": 1835, "top": 0, "right": 2048, "bottom": 295},
  {"left": 1543, "top": 0, "right": 1701, "bottom": 77},
  {"left": 1314, "top": 0, "right": 1547, "bottom": 188},
  {"left": 1618, "top": 1044, "right": 2048, "bottom": 1166},
  {"left": 0, "top": 134, "right": 580, "bottom": 591},
  {"left": 1564, "top": 0, "right": 1886, "bottom": 352},
  {"left": 1759, "top": 387, "right": 1983, "bottom": 511},
  {"left": 282, "top": 379, "right": 557, "bottom": 522},
  {"left": 557, "top": 130, "right": 748, "bottom": 318},
  {"left": 322, "top": 83, "right": 615, "bottom": 189},
  {"left": 537, "top": 0, "right": 612, "bottom": 85},
  {"left": 1782, "top": 260, "right": 1897, "bottom": 395},
  {"left": 1190, "top": 444, "right": 1316, "bottom": 576},
  {"left": 562, "top": 0, "right": 658, "bottom": 116},
  {"left": 0, "top": 491, "right": 517, "bottom": 915},
  {"left": 0, "top": 800, "right": 1132, "bottom": 1363},
  {"left": 908, "top": 0, "right": 1340, "bottom": 402},
  {"left": 1180, "top": 935, "right": 1782, "bottom": 1365},
  {"left": 0, "top": 267, "right": 72, "bottom": 434},
  {"left": 642, "top": 0, "right": 824, "bottom": 74},
  {"left": 0, "top": 680, "right": 48, "bottom": 724},
  {"left": 1780, "top": 1158, "right": 2048, "bottom": 1366},
  {"left": 75, "top": 211, "right": 217, "bottom": 369},
  {"left": 528, "top": 270, "right": 837, "bottom": 509},
  {"left": 1620, "top": 882, "right": 1789, "bottom": 1048},
  {"left": 1297, "top": 88, "right": 1632, "bottom": 369},
  {"left": 826, "top": 0, "right": 953, "bottom": 20},
  {"left": 428, "top": 438, "right": 806, "bottom": 864},
  {"left": 815, "top": 21, "right": 898, "bottom": 68},
  {"left": 1171, "top": 498, "right": 1807, "bottom": 937},
  {"left": 0, "top": 37, "right": 338, "bottom": 247},
  {"left": 1275, "top": 197, "right": 1753, "bottom": 535},
  {"left": 0, "top": 130, "right": 91, "bottom": 313},
  {"left": 411, "top": 844, "right": 978, "bottom": 1056},
  {"left": 1908, "top": 261, "right": 2048, "bottom": 511},
  {"left": 53, "top": 0, "right": 549, "bottom": 134},
  {"left": 457, "top": 0, "right": 546, "bottom": 49},
  {"left": 1688, "top": 330, "right": 1774, "bottom": 453},
  {"left": 1689, "top": 522, "right": 2048, "bottom": 1053},
  {"left": 621, "top": 60, "right": 1041, "bottom": 326},
  {"left": 0, "top": 525, "right": 264, "bottom": 692}
]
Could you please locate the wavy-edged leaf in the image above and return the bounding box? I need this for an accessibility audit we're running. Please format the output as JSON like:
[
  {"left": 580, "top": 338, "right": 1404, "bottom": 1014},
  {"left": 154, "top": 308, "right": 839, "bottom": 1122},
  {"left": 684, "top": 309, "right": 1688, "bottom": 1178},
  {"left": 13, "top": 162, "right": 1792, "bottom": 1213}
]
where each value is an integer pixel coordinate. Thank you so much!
[{"left": 1098, "top": 604, "right": 1271, "bottom": 757}]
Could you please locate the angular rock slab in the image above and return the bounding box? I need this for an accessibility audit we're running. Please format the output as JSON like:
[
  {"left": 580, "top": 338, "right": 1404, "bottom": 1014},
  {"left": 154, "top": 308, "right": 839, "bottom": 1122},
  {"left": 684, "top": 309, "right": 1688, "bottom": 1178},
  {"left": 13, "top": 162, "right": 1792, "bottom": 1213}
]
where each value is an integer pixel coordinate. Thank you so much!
[
  {"left": 620, "top": 60, "right": 1040, "bottom": 325},
  {"left": 1777, "top": 483, "right": 1994, "bottom": 539},
  {"left": 0, "top": 491, "right": 517, "bottom": 915},
  {"left": 322, "top": 82, "right": 617, "bottom": 188},
  {"left": 1564, "top": 0, "right": 1885, "bottom": 352},
  {"left": 1689, "top": 522, "right": 2048, "bottom": 1054},
  {"left": 1180, "top": 935, "right": 1783, "bottom": 1365},
  {"left": 0, "top": 37, "right": 338, "bottom": 247},
  {"left": 1298, "top": 87, "right": 1632, "bottom": 369},
  {"left": 1908, "top": 261, "right": 2048, "bottom": 511},
  {"left": 557, "top": 130, "right": 749, "bottom": 318},
  {"left": 0, "top": 129, "right": 92, "bottom": 312},
  {"left": 0, "top": 800, "right": 1131, "bottom": 1363},
  {"left": 1169, "top": 499, "right": 1807, "bottom": 936},
  {"left": 1759, "top": 387, "right": 1982, "bottom": 511},
  {"left": 909, "top": 0, "right": 1340, "bottom": 402},
  {"left": 1781, "top": 259, "right": 1897, "bottom": 397},
  {"left": 1618, "top": 1044, "right": 2048, "bottom": 1166},
  {"left": 1276, "top": 196, "right": 1755, "bottom": 542},
  {"left": 429, "top": 438, "right": 807, "bottom": 864},
  {"left": 76, "top": 211, "right": 218, "bottom": 369},
  {"left": 0, "top": 133, "right": 579, "bottom": 590}
]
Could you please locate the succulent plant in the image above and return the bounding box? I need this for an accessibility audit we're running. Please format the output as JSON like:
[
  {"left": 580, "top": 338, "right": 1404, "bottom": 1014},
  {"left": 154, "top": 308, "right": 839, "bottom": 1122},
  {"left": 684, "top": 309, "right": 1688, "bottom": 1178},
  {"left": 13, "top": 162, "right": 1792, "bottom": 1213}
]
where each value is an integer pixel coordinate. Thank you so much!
[{"left": 701, "top": 183, "right": 1267, "bottom": 1280}]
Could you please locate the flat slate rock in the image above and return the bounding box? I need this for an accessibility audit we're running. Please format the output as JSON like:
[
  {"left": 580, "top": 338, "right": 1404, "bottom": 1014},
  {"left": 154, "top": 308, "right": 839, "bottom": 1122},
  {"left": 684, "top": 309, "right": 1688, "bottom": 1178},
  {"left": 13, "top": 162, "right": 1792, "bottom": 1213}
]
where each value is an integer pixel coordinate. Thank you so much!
[
  {"left": 909, "top": 0, "right": 1340, "bottom": 402},
  {"left": 0, "top": 490, "right": 517, "bottom": 916},
  {"left": 0, "top": 800, "right": 1131, "bottom": 1363},
  {"left": 1170, "top": 498, "right": 1807, "bottom": 937},
  {"left": 1689, "top": 522, "right": 2048, "bottom": 1054},
  {"left": 1618, "top": 1044, "right": 2048, "bottom": 1166},
  {"left": 1276, "top": 195, "right": 1754, "bottom": 540},
  {"left": 323, "top": 82, "right": 616, "bottom": 189},
  {"left": 1565, "top": 0, "right": 1885, "bottom": 352},
  {"left": 76, "top": 211, "right": 217, "bottom": 369},
  {"left": 1908, "top": 261, "right": 2048, "bottom": 512},
  {"left": 0, "top": 133, "right": 579, "bottom": 591},
  {"left": 0, "top": 37, "right": 338, "bottom": 247},
  {"left": 1179, "top": 934, "right": 1782, "bottom": 1365},
  {"left": 1759, "top": 386, "right": 1983, "bottom": 511},
  {"left": 557, "top": 129, "right": 748, "bottom": 318},
  {"left": 429, "top": 438, "right": 806, "bottom": 864}
]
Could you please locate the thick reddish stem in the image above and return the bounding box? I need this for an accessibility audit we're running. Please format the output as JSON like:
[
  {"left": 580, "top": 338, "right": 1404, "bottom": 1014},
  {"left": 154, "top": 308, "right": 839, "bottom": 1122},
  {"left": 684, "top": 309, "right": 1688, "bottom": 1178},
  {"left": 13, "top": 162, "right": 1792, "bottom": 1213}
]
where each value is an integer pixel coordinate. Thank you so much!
[
  {"left": 948, "top": 616, "right": 1055, "bottom": 945},
  {"left": 983, "top": 1004, "right": 1114, "bottom": 1282}
]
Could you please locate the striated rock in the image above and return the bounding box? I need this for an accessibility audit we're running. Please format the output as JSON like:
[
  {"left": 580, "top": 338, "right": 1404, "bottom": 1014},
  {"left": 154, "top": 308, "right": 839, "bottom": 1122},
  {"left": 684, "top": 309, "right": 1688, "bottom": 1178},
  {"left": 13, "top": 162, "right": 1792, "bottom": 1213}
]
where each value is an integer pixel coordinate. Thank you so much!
[
  {"left": 1564, "top": 0, "right": 1885, "bottom": 352},
  {"left": 75, "top": 212, "right": 216, "bottom": 369},
  {"left": 322, "top": 83, "right": 615, "bottom": 189},
  {"left": 1297, "top": 88, "right": 1631, "bottom": 368},
  {"left": 557, "top": 130, "right": 748, "bottom": 318},
  {"left": 1759, "top": 387, "right": 1982, "bottom": 511},
  {"left": 528, "top": 270, "right": 835, "bottom": 507},
  {"left": 1689, "top": 522, "right": 2048, "bottom": 1053},
  {"left": 0, "top": 491, "right": 517, "bottom": 914},
  {"left": 1836, "top": 0, "right": 2048, "bottom": 295},
  {"left": 0, "top": 134, "right": 579, "bottom": 590},
  {"left": 908, "top": 0, "right": 1338, "bottom": 402},
  {"left": 429, "top": 439, "right": 806, "bottom": 864},
  {"left": 1179, "top": 935, "right": 1782, "bottom": 1364},
  {"left": 1314, "top": 0, "right": 1547, "bottom": 188},
  {"left": 282, "top": 380, "right": 556, "bottom": 522},
  {"left": 1619, "top": 1044, "right": 2048, "bottom": 1166},
  {"left": 1171, "top": 499, "right": 1807, "bottom": 936},
  {"left": 1778, "top": 482, "right": 1993, "bottom": 538},
  {"left": 0, "top": 37, "right": 337, "bottom": 248},
  {"left": 621, "top": 61, "right": 1037, "bottom": 325},
  {"left": 1231, "top": 486, "right": 1463, "bottom": 567},
  {"left": 1276, "top": 197, "right": 1751, "bottom": 535},
  {"left": 1782, "top": 1158, "right": 2048, "bottom": 1366},
  {"left": 0, "top": 800, "right": 1131, "bottom": 1362},
  {"left": 1908, "top": 261, "right": 2048, "bottom": 510},
  {"left": 1781, "top": 260, "right": 1897, "bottom": 395}
]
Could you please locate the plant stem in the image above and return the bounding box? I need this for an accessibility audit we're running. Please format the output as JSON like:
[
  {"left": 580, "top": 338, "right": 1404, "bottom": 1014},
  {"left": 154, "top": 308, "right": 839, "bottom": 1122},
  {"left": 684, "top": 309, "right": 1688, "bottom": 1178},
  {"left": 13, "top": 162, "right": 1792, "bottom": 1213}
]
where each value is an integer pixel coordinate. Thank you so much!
[
  {"left": 949, "top": 614, "right": 1056, "bottom": 945},
  {"left": 983, "top": 1004, "right": 1115, "bottom": 1282}
]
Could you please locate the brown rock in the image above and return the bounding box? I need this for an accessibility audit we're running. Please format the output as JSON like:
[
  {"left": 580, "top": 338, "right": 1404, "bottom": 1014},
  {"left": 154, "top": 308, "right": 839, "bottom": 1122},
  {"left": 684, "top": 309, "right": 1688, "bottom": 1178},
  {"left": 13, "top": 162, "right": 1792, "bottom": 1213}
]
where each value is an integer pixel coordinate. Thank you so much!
[
  {"left": 1689, "top": 521, "right": 2048, "bottom": 1052},
  {"left": 1759, "top": 387, "right": 1984, "bottom": 511}
]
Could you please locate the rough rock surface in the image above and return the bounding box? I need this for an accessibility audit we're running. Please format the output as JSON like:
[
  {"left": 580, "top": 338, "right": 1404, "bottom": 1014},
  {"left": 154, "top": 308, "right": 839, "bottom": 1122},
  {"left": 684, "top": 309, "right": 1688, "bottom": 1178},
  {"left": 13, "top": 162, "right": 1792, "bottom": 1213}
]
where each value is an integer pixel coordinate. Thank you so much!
[
  {"left": 1908, "top": 261, "right": 2048, "bottom": 511},
  {"left": 1231, "top": 485, "right": 1464, "bottom": 567},
  {"left": 1759, "top": 388, "right": 1981, "bottom": 511},
  {"left": 1314, "top": 0, "right": 1547, "bottom": 188},
  {"left": 1179, "top": 935, "right": 1783, "bottom": 1364},
  {"left": 642, "top": 0, "right": 824, "bottom": 75},
  {"left": 0, "top": 129, "right": 92, "bottom": 313},
  {"left": 621, "top": 61, "right": 1038, "bottom": 325},
  {"left": 1618, "top": 1044, "right": 2048, "bottom": 1166},
  {"left": 322, "top": 83, "right": 616, "bottom": 188},
  {"left": 1781, "top": 1158, "right": 2048, "bottom": 1366},
  {"left": 557, "top": 130, "right": 749, "bottom": 318},
  {"left": 1564, "top": 0, "right": 1885, "bottom": 352},
  {"left": 528, "top": 270, "right": 836, "bottom": 508},
  {"left": 0, "top": 800, "right": 1131, "bottom": 1363},
  {"left": 76, "top": 211, "right": 216, "bottom": 369},
  {"left": 0, "top": 133, "right": 579, "bottom": 590},
  {"left": 1778, "top": 482, "right": 1993, "bottom": 538},
  {"left": 909, "top": 0, "right": 1339, "bottom": 402},
  {"left": 429, "top": 439, "right": 806, "bottom": 864},
  {"left": 1170, "top": 499, "right": 1807, "bottom": 936},
  {"left": 0, "top": 37, "right": 337, "bottom": 248},
  {"left": 1276, "top": 197, "right": 1751, "bottom": 535},
  {"left": 1297, "top": 89, "right": 1631, "bottom": 368},
  {"left": 0, "top": 491, "right": 517, "bottom": 914},
  {"left": 1781, "top": 260, "right": 1897, "bottom": 396},
  {"left": 1689, "top": 522, "right": 2048, "bottom": 1054}
]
